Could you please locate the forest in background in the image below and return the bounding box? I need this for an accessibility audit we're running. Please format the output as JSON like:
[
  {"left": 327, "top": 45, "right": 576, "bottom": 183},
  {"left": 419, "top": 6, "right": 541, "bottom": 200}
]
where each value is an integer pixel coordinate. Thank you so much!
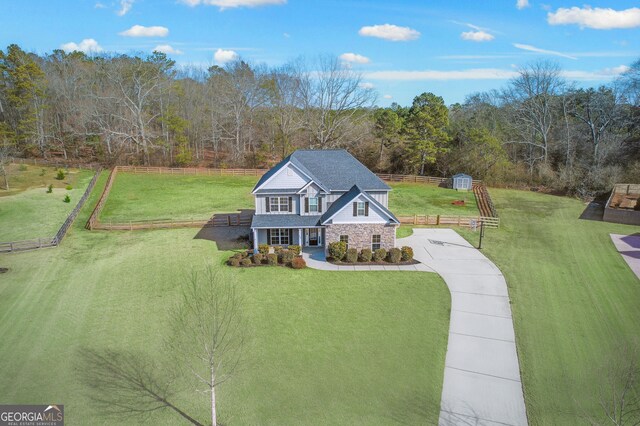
[{"left": 0, "top": 43, "right": 638, "bottom": 196}]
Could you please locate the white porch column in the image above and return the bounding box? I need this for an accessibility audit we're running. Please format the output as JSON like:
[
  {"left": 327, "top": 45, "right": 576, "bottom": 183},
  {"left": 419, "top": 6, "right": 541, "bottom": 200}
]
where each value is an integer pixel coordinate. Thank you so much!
[
  {"left": 298, "top": 229, "right": 303, "bottom": 247},
  {"left": 253, "top": 228, "right": 258, "bottom": 253}
]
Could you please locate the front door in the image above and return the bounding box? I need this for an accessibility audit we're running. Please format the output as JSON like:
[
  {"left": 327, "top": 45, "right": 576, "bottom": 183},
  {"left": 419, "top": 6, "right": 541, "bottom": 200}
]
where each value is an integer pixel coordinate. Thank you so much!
[{"left": 309, "top": 229, "right": 319, "bottom": 246}]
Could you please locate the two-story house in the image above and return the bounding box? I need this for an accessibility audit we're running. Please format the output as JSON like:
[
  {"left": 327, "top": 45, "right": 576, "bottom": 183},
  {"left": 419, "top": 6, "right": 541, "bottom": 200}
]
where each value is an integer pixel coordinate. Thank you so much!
[{"left": 250, "top": 149, "right": 399, "bottom": 254}]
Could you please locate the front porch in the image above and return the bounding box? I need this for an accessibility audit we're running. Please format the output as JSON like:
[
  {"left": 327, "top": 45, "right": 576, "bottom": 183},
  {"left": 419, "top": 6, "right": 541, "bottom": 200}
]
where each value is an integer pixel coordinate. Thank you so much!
[{"left": 252, "top": 227, "right": 325, "bottom": 252}]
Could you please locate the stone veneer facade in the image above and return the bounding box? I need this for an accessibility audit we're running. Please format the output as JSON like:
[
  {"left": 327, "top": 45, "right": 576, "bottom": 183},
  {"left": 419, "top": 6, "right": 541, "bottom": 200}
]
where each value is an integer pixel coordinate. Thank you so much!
[{"left": 324, "top": 223, "right": 397, "bottom": 252}]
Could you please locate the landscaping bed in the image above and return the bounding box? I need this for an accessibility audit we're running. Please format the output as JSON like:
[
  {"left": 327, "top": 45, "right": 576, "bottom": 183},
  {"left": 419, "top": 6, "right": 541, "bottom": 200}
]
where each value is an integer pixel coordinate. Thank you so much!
[
  {"left": 227, "top": 245, "right": 306, "bottom": 269},
  {"left": 327, "top": 242, "right": 415, "bottom": 265}
]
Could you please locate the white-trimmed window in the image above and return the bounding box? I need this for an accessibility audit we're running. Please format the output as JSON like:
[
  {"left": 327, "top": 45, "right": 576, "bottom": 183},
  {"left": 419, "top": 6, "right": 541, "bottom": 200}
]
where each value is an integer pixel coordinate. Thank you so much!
[
  {"left": 269, "top": 197, "right": 289, "bottom": 212},
  {"left": 357, "top": 201, "right": 366, "bottom": 216},
  {"left": 340, "top": 235, "right": 349, "bottom": 249},
  {"left": 309, "top": 197, "right": 318, "bottom": 213},
  {"left": 371, "top": 234, "right": 381, "bottom": 250},
  {"left": 270, "top": 229, "right": 290, "bottom": 245}
]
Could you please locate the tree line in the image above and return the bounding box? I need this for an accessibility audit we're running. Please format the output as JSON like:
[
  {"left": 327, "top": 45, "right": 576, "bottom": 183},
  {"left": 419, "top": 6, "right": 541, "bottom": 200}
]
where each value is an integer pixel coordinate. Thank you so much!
[{"left": 0, "top": 43, "right": 638, "bottom": 195}]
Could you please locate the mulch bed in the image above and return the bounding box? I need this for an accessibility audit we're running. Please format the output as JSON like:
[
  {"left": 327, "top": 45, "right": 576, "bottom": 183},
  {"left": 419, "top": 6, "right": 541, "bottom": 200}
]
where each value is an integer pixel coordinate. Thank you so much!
[{"left": 327, "top": 258, "right": 420, "bottom": 266}]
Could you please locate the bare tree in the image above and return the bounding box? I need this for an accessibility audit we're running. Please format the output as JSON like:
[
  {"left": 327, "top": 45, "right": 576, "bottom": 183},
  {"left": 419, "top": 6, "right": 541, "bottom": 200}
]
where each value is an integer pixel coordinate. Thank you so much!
[
  {"left": 166, "top": 267, "right": 245, "bottom": 426},
  {"left": 76, "top": 348, "right": 203, "bottom": 425},
  {"left": 0, "top": 142, "right": 13, "bottom": 190},
  {"left": 502, "top": 61, "right": 565, "bottom": 169},
  {"left": 581, "top": 342, "right": 640, "bottom": 425},
  {"left": 299, "top": 55, "right": 376, "bottom": 148}
]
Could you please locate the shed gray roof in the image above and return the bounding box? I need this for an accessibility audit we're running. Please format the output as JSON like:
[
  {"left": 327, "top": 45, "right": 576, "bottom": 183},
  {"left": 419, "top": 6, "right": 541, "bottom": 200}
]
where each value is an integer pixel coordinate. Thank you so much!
[
  {"left": 253, "top": 149, "right": 390, "bottom": 193},
  {"left": 251, "top": 214, "right": 322, "bottom": 228},
  {"left": 453, "top": 173, "right": 472, "bottom": 178}
]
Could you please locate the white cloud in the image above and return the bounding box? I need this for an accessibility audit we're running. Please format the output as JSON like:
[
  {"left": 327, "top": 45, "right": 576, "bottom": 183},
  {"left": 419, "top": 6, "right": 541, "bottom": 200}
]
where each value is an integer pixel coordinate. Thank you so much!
[
  {"left": 516, "top": 0, "right": 529, "bottom": 10},
  {"left": 94, "top": 2, "right": 107, "bottom": 9},
  {"left": 119, "top": 25, "right": 169, "bottom": 37},
  {"left": 548, "top": 7, "right": 640, "bottom": 30},
  {"left": 339, "top": 53, "right": 371, "bottom": 64},
  {"left": 214, "top": 48, "right": 238, "bottom": 64},
  {"left": 383, "top": 94, "right": 393, "bottom": 99},
  {"left": 365, "top": 68, "right": 518, "bottom": 81},
  {"left": 153, "top": 44, "right": 184, "bottom": 55},
  {"left": 561, "top": 65, "right": 631, "bottom": 80},
  {"left": 358, "top": 24, "right": 420, "bottom": 42},
  {"left": 117, "top": 0, "right": 134, "bottom": 16},
  {"left": 513, "top": 43, "right": 577, "bottom": 60},
  {"left": 359, "top": 82, "right": 375, "bottom": 89},
  {"left": 461, "top": 30, "right": 495, "bottom": 42},
  {"left": 181, "top": 0, "right": 286, "bottom": 9},
  {"left": 60, "top": 38, "right": 104, "bottom": 54},
  {"left": 283, "top": 32, "right": 290, "bottom": 38}
]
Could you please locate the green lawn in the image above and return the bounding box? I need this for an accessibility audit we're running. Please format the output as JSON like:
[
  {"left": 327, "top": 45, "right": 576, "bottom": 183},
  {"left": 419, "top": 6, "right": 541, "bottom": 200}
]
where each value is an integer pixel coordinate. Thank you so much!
[
  {"left": 0, "top": 166, "right": 94, "bottom": 241},
  {"left": 388, "top": 182, "right": 480, "bottom": 216},
  {"left": 100, "top": 172, "right": 257, "bottom": 222},
  {"left": 413, "top": 188, "right": 638, "bottom": 425},
  {"left": 0, "top": 171, "right": 450, "bottom": 425}
]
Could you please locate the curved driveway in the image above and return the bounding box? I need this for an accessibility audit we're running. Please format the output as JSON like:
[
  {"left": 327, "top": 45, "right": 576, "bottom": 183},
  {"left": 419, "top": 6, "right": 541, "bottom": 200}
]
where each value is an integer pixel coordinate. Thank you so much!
[{"left": 398, "top": 229, "right": 528, "bottom": 426}]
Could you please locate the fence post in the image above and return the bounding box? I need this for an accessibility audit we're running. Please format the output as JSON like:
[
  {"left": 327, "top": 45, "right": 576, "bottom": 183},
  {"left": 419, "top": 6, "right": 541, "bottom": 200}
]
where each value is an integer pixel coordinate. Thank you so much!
[
  {"left": 436, "top": 215, "right": 440, "bottom": 225},
  {"left": 414, "top": 214, "right": 417, "bottom": 225}
]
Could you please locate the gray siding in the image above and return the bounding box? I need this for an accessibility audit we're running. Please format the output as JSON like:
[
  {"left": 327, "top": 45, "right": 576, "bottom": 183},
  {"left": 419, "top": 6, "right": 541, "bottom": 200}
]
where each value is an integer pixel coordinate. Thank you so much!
[
  {"left": 255, "top": 195, "right": 299, "bottom": 215},
  {"left": 328, "top": 194, "right": 388, "bottom": 224},
  {"left": 261, "top": 164, "right": 309, "bottom": 189}
]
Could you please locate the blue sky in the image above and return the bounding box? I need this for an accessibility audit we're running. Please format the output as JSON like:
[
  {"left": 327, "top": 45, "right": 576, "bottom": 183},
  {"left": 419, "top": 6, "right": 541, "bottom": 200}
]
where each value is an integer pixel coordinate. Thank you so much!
[{"left": 2, "top": 0, "right": 639, "bottom": 106}]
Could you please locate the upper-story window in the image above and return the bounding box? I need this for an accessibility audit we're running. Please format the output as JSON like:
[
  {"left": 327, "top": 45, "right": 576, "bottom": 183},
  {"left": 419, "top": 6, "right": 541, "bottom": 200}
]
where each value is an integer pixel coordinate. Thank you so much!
[
  {"left": 308, "top": 197, "right": 318, "bottom": 213},
  {"left": 356, "top": 201, "right": 366, "bottom": 216},
  {"left": 269, "top": 197, "right": 290, "bottom": 212}
]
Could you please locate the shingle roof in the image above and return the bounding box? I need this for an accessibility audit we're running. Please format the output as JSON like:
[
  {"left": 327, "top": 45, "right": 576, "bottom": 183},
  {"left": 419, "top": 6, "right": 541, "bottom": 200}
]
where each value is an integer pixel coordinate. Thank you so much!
[
  {"left": 253, "top": 149, "right": 390, "bottom": 193},
  {"left": 251, "top": 214, "right": 322, "bottom": 228},
  {"left": 320, "top": 185, "right": 399, "bottom": 225}
]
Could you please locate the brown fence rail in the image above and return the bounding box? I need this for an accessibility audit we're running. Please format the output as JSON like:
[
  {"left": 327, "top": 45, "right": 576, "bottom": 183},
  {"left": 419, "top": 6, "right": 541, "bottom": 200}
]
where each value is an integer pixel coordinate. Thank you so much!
[
  {"left": 377, "top": 173, "right": 483, "bottom": 186},
  {"left": 473, "top": 183, "right": 498, "bottom": 218},
  {"left": 0, "top": 169, "right": 100, "bottom": 253},
  {"left": 397, "top": 214, "right": 500, "bottom": 228},
  {"left": 117, "top": 165, "right": 267, "bottom": 176}
]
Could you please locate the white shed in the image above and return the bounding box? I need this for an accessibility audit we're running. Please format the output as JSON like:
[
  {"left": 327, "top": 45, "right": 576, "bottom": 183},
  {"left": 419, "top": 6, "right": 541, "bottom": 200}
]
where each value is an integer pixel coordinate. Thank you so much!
[{"left": 452, "top": 173, "right": 472, "bottom": 191}]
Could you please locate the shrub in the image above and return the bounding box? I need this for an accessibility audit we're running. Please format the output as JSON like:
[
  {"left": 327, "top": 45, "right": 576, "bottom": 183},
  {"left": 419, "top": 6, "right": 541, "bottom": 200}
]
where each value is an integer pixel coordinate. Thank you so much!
[
  {"left": 401, "top": 246, "right": 414, "bottom": 261},
  {"left": 240, "top": 258, "right": 252, "bottom": 267},
  {"left": 288, "top": 244, "right": 301, "bottom": 255},
  {"left": 291, "top": 256, "right": 306, "bottom": 269},
  {"left": 228, "top": 258, "right": 240, "bottom": 267},
  {"left": 65, "top": 185, "right": 73, "bottom": 190},
  {"left": 273, "top": 246, "right": 284, "bottom": 254},
  {"left": 345, "top": 248, "right": 358, "bottom": 263},
  {"left": 63, "top": 195, "right": 71, "bottom": 203},
  {"left": 56, "top": 169, "right": 65, "bottom": 180},
  {"left": 40, "top": 168, "right": 46, "bottom": 176},
  {"left": 279, "top": 250, "right": 295, "bottom": 265},
  {"left": 46, "top": 184, "right": 53, "bottom": 193},
  {"left": 238, "top": 250, "right": 250, "bottom": 259},
  {"left": 18, "top": 164, "right": 27, "bottom": 171},
  {"left": 267, "top": 253, "right": 278, "bottom": 266},
  {"left": 328, "top": 241, "right": 347, "bottom": 261},
  {"left": 373, "top": 248, "right": 387, "bottom": 262},
  {"left": 258, "top": 244, "right": 269, "bottom": 255},
  {"left": 387, "top": 248, "right": 402, "bottom": 263},
  {"left": 253, "top": 253, "right": 264, "bottom": 265},
  {"left": 359, "top": 248, "right": 373, "bottom": 262}
]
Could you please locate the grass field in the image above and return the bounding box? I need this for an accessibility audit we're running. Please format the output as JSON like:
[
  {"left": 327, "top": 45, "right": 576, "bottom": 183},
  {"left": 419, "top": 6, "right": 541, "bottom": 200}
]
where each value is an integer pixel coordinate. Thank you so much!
[
  {"left": 100, "top": 172, "right": 479, "bottom": 222},
  {"left": 388, "top": 182, "right": 479, "bottom": 216},
  {"left": 101, "top": 172, "right": 257, "bottom": 221},
  {"left": 0, "top": 171, "right": 451, "bottom": 425},
  {"left": 403, "top": 189, "right": 640, "bottom": 424},
  {"left": 0, "top": 165, "right": 94, "bottom": 241}
]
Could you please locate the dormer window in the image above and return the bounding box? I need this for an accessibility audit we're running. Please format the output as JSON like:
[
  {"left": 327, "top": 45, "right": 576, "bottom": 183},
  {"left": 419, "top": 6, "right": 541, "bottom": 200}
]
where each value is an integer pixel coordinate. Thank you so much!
[{"left": 309, "top": 197, "right": 318, "bottom": 213}]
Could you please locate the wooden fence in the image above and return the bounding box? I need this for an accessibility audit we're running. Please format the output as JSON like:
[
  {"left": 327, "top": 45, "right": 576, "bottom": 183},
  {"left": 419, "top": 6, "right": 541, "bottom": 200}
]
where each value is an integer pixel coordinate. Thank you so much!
[
  {"left": 472, "top": 183, "right": 498, "bottom": 218},
  {"left": 117, "top": 165, "right": 267, "bottom": 176},
  {"left": 0, "top": 170, "right": 101, "bottom": 253},
  {"left": 397, "top": 214, "right": 500, "bottom": 228},
  {"left": 376, "top": 173, "right": 483, "bottom": 186}
]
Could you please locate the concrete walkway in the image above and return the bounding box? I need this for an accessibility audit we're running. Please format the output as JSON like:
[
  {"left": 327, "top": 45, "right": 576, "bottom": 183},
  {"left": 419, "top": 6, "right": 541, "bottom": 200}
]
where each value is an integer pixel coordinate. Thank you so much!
[
  {"left": 302, "top": 247, "right": 434, "bottom": 272},
  {"left": 398, "top": 229, "right": 528, "bottom": 426},
  {"left": 610, "top": 234, "right": 640, "bottom": 280}
]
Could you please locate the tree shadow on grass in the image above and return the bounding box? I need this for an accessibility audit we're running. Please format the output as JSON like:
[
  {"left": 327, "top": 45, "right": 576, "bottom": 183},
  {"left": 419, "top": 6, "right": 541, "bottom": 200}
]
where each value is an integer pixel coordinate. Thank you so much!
[{"left": 75, "top": 347, "right": 204, "bottom": 426}]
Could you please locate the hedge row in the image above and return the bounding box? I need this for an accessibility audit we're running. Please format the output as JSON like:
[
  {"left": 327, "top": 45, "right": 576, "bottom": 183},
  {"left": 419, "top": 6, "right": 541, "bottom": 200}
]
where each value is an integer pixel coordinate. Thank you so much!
[
  {"left": 328, "top": 242, "right": 414, "bottom": 264},
  {"left": 227, "top": 249, "right": 306, "bottom": 269}
]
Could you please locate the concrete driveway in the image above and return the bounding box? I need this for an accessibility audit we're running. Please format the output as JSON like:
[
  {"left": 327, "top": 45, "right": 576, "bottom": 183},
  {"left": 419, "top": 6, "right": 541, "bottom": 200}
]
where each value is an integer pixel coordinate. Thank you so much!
[{"left": 398, "top": 229, "right": 528, "bottom": 426}]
